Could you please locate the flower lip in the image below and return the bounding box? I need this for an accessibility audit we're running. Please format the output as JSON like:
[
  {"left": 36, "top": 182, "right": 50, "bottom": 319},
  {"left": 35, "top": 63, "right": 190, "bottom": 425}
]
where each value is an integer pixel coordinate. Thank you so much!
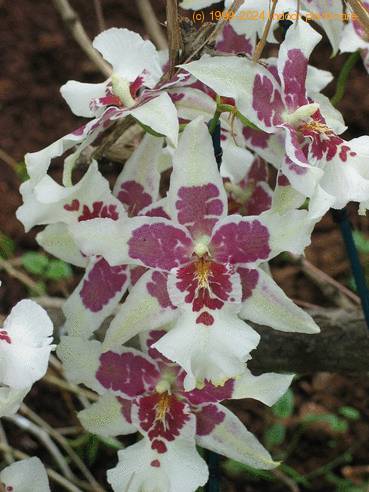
[
  {"left": 193, "top": 236, "right": 211, "bottom": 258},
  {"left": 282, "top": 102, "right": 320, "bottom": 126},
  {"left": 111, "top": 73, "right": 136, "bottom": 108}
]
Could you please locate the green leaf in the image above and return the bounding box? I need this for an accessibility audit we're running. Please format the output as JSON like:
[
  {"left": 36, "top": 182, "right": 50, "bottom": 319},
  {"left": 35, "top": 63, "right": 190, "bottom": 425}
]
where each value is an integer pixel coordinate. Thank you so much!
[
  {"left": 353, "top": 230, "right": 369, "bottom": 254},
  {"left": 86, "top": 434, "right": 99, "bottom": 466},
  {"left": 302, "top": 413, "right": 348, "bottom": 433},
  {"left": 135, "top": 119, "right": 165, "bottom": 138},
  {"left": 0, "top": 232, "right": 15, "bottom": 258},
  {"left": 45, "top": 259, "right": 73, "bottom": 280},
  {"left": 264, "top": 423, "right": 286, "bottom": 447},
  {"left": 338, "top": 406, "right": 360, "bottom": 421},
  {"left": 97, "top": 435, "right": 124, "bottom": 450},
  {"left": 21, "top": 252, "right": 49, "bottom": 275},
  {"left": 222, "top": 459, "right": 274, "bottom": 481},
  {"left": 15, "top": 161, "right": 29, "bottom": 182},
  {"left": 272, "top": 389, "right": 294, "bottom": 418},
  {"left": 279, "top": 464, "right": 310, "bottom": 487}
]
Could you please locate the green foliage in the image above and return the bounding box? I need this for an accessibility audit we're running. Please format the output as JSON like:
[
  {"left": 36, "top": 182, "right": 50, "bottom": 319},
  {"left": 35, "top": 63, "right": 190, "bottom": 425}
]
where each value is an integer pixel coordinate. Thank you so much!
[
  {"left": 264, "top": 423, "right": 286, "bottom": 448},
  {"left": 338, "top": 406, "right": 360, "bottom": 421},
  {"left": 45, "top": 259, "right": 73, "bottom": 280},
  {"left": 222, "top": 459, "right": 274, "bottom": 481},
  {"left": 271, "top": 389, "right": 294, "bottom": 418},
  {"left": 0, "top": 231, "right": 15, "bottom": 258},
  {"left": 326, "top": 472, "right": 367, "bottom": 492},
  {"left": 21, "top": 252, "right": 72, "bottom": 280},
  {"left": 301, "top": 413, "right": 348, "bottom": 433},
  {"left": 278, "top": 464, "right": 310, "bottom": 487},
  {"left": 15, "top": 160, "right": 29, "bottom": 182},
  {"left": 22, "top": 252, "right": 49, "bottom": 275},
  {"left": 86, "top": 434, "right": 100, "bottom": 466},
  {"left": 353, "top": 230, "right": 369, "bottom": 254}
]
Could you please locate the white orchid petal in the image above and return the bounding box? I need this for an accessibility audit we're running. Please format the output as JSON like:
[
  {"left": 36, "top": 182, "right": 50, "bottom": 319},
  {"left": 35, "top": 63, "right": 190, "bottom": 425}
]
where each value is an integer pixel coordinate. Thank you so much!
[{"left": 0, "top": 457, "right": 50, "bottom": 492}]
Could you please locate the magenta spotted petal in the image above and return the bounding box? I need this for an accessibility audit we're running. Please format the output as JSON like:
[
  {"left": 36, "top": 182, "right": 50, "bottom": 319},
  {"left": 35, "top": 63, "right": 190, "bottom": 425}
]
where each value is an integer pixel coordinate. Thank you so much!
[
  {"left": 252, "top": 74, "right": 284, "bottom": 128},
  {"left": 237, "top": 268, "right": 259, "bottom": 301},
  {"left": 117, "top": 180, "right": 153, "bottom": 217},
  {"left": 211, "top": 219, "right": 271, "bottom": 265},
  {"left": 96, "top": 351, "right": 160, "bottom": 397},
  {"left": 195, "top": 404, "right": 226, "bottom": 437},
  {"left": 136, "top": 393, "right": 191, "bottom": 453},
  {"left": 128, "top": 221, "right": 192, "bottom": 271},
  {"left": 80, "top": 259, "right": 128, "bottom": 313},
  {"left": 175, "top": 184, "right": 225, "bottom": 238},
  {"left": 282, "top": 49, "right": 309, "bottom": 111},
  {"left": 147, "top": 271, "right": 176, "bottom": 309},
  {"left": 185, "top": 379, "right": 234, "bottom": 406},
  {"left": 216, "top": 24, "right": 253, "bottom": 55}
]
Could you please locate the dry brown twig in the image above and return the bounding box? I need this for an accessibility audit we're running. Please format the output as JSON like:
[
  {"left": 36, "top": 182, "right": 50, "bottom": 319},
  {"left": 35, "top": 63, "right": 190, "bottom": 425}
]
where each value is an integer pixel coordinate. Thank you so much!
[
  {"left": 3, "top": 414, "right": 74, "bottom": 480},
  {"left": 137, "top": 0, "right": 167, "bottom": 50},
  {"left": 20, "top": 404, "right": 105, "bottom": 492},
  {"left": 182, "top": 0, "right": 245, "bottom": 64},
  {"left": 253, "top": 0, "right": 279, "bottom": 62},
  {"left": 166, "top": 0, "right": 183, "bottom": 76},
  {"left": 52, "top": 0, "right": 111, "bottom": 77},
  {"left": 289, "top": 254, "right": 361, "bottom": 309},
  {"left": 0, "top": 257, "right": 44, "bottom": 296},
  {"left": 93, "top": 0, "right": 105, "bottom": 32}
]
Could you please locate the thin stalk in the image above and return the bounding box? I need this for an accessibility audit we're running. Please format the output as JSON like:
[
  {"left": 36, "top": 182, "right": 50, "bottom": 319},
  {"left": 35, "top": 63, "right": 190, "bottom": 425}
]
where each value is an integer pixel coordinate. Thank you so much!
[{"left": 330, "top": 51, "right": 361, "bottom": 107}]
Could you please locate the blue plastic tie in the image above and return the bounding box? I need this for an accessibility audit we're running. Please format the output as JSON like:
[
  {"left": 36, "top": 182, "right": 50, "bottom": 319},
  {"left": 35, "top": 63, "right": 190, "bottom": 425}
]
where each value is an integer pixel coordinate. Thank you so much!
[{"left": 331, "top": 208, "right": 369, "bottom": 329}]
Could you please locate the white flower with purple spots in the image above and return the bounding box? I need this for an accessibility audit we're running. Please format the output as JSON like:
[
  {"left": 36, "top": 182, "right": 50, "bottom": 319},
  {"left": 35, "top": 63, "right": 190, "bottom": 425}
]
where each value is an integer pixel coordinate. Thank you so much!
[
  {"left": 0, "top": 457, "right": 50, "bottom": 492},
  {"left": 180, "top": 21, "right": 369, "bottom": 219},
  {"left": 0, "top": 296, "right": 54, "bottom": 416},
  {"left": 70, "top": 117, "right": 318, "bottom": 389},
  {"left": 17, "top": 135, "right": 165, "bottom": 339},
  {"left": 223, "top": 154, "right": 273, "bottom": 216},
  {"left": 24, "top": 27, "right": 182, "bottom": 185},
  {"left": 58, "top": 330, "right": 294, "bottom": 491},
  {"left": 340, "top": 2, "right": 369, "bottom": 74},
  {"left": 180, "top": 0, "right": 343, "bottom": 54}
]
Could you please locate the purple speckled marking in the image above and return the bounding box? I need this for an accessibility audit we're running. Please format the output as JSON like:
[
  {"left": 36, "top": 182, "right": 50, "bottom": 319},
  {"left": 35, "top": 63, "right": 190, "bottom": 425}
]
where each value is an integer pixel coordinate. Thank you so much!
[
  {"left": 252, "top": 74, "right": 284, "bottom": 128},
  {"left": 237, "top": 267, "right": 259, "bottom": 301},
  {"left": 282, "top": 49, "right": 309, "bottom": 111},
  {"left": 117, "top": 180, "right": 152, "bottom": 216},
  {"left": 176, "top": 184, "right": 224, "bottom": 237},
  {"left": 216, "top": 24, "right": 253, "bottom": 55},
  {"left": 96, "top": 351, "right": 159, "bottom": 396},
  {"left": 211, "top": 220, "right": 271, "bottom": 264},
  {"left": 195, "top": 404, "right": 225, "bottom": 436},
  {"left": 243, "top": 127, "right": 271, "bottom": 150},
  {"left": 185, "top": 379, "right": 234, "bottom": 405},
  {"left": 147, "top": 271, "right": 175, "bottom": 309},
  {"left": 128, "top": 222, "right": 192, "bottom": 271},
  {"left": 80, "top": 259, "right": 128, "bottom": 312}
]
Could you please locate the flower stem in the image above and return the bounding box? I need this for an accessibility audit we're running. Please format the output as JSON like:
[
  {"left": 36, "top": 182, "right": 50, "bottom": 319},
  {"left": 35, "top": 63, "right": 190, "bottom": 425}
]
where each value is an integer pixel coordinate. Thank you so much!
[
  {"left": 208, "top": 108, "right": 222, "bottom": 135},
  {"left": 330, "top": 51, "right": 361, "bottom": 107}
]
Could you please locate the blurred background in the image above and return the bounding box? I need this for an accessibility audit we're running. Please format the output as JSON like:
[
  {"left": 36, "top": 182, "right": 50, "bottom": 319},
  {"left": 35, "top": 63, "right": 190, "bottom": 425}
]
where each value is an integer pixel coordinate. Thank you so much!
[{"left": 1, "top": 1, "right": 369, "bottom": 490}]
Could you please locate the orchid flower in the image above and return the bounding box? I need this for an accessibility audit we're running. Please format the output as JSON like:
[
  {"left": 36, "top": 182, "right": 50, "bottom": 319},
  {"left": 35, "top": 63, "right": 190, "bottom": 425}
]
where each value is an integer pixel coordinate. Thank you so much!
[
  {"left": 17, "top": 135, "right": 165, "bottom": 339},
  {"left": 0, "top": 295, "right": 54, "bottom": 417},
  {"left": 223, "top": 154, "right": 272, "bottom": 216},
  {"left": 24, "top": 28, "right": 181, "bottom": 186},
  {"left": 340, "top": 2, "right": 369, "bottom": 74},
  {"left": 0, "top": 457, "right": 50, "bottom": 492},
  {"left": 0, "top": 299, "right": 54, "bottom": 389},
  {"left": 58, "top": 331, "right": 294, "bottom": 491},
  {"left": 180, "top": 0, "right": 343, "bottom": 54},
  {"left": 69, "top": 117, "right": 318, "bottom": 389},
  {"left": 180, "top": 21, "right": 369, "bottom": 219},
  {"left": 0, "top": 387, "right": 29, "bottom": 418}
]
